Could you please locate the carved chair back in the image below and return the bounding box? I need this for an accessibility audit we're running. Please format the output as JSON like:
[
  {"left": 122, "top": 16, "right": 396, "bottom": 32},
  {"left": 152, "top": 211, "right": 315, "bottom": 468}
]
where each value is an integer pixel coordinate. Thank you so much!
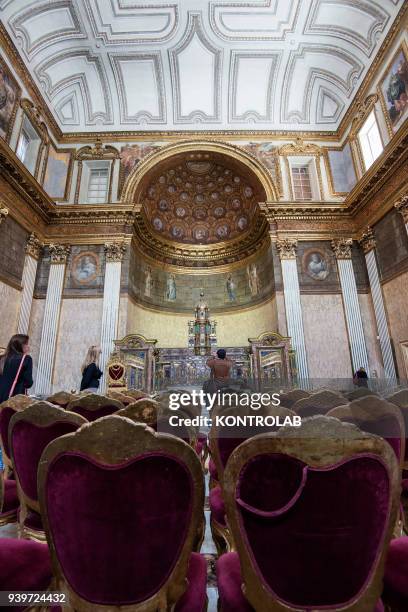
[
  {"left": 292, "top": 389, "right": 347, "bottom": 417},
  {"left": 67, "top": 393, "right": 123, "bottom": 421}
]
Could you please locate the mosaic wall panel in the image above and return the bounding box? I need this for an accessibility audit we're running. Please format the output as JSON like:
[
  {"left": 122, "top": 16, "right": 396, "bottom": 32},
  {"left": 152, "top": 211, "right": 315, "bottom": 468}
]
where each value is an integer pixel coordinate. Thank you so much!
[
  {"left": 0, "top": 216, "right": 27, "bottom": 286},
  {"left": 374, "top": 208, "right": 408, "bottom": 283},
  {"left": 128, "top": 244, "right": 275, "bottom": 313}
]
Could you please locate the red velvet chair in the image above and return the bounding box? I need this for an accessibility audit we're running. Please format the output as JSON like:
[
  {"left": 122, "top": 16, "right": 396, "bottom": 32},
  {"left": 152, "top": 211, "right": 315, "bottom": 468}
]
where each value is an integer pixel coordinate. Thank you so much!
[
  {"left": 0, "top": 538, "right": 53, "bottom": 612},
  {"left": 0, "top": 394, "right": 34, "bottom": 478},
  {"left": 9, "top": 401, "right": 86, "bottom": 541},
  {"left": 383, "top": 535, "right": 408, "bottom": 610},
  {"left": 67, "top": 393, "right": 124, "bottom": 421},
  {"left": 46, "top": 391, "right": 75, "bottom": 408},
  {"left": 209, "top": 404, "right": 295, "bottom": 554},
  {"left": 291, "top": 389, "right": 347, "bottom": 417},
  {"left": 217, "top": 416, "right": 399, "bottom": 611},
  {"left": 38, "top": 415, "right": 207, "bottom": 611},
  {"left": 0, "top": 469, "right": 19, "bottom": 527}
]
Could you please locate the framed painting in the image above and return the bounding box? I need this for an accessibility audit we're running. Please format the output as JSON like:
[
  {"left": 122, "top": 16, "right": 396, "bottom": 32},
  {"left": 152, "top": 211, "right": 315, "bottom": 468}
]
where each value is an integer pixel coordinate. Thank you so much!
[
  {"left": 42, "top": 143, "right": 73, "bottom": 200},
  {"left": 378, "top": 42, "right": 408, "bottom": 135},
  {"left": 0, "top": 54, "right": 21, "bottom": 142},
  {"left": 324, "top": 143, "right": 357, "bottom": 195}
]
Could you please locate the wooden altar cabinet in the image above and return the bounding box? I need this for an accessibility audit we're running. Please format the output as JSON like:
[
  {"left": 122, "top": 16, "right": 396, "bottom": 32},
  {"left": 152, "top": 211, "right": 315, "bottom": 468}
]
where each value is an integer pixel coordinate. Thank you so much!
[{"left": 106, "top": 334, "right": 157, "bottom": 394}]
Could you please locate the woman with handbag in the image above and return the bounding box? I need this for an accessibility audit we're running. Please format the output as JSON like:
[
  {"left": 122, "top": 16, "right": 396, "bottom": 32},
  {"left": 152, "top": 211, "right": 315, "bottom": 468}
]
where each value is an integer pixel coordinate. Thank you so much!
[{"left": 0, "top": 334, "right": 33, "bottom": 403}]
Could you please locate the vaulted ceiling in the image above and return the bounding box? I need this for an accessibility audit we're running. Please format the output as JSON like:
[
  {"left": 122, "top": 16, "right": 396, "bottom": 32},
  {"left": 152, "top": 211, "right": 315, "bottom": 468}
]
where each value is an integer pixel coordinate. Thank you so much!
[{"left": 0, "top": 0, "right": 404, "bottom": 133}]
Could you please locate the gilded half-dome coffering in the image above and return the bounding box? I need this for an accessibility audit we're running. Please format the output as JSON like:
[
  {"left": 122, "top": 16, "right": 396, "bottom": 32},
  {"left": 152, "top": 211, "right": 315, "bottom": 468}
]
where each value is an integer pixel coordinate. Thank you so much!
[{"left": 137, "top": 152, "right": 265, "bottom": 245}]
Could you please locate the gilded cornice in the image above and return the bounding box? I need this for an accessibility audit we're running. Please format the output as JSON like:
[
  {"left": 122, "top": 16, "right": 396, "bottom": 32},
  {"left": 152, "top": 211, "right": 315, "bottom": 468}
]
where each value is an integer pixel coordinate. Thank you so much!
[
  {"left": 75, "top": 139, "right": 120, "bottom": 160},
  {"left": 20, "top": 98, "right": 49, "bottom": 143},
  {"left": 358, "top": 227, "right": 376, "bottom": 254},
  {"left": 278, "top": 138, "right": 322, "bottom": 156},
  {"left": 331, "top": 238, "right": 353, "bottom": 259},
  {"left": 349, "top": 94, "right": 378, "bottom": 138},
  {"left": 133, "top": 212, "right": 269, "bottom": 268},
  {"left": 48, "top": 204, "right": 135, "bottom": 227}
]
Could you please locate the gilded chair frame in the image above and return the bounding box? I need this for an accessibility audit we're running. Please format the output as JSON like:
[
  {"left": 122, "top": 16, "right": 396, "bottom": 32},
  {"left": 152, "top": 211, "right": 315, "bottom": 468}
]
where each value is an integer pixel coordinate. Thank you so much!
[
  {"left": 222, "top": 416, "right": 400, "bottom": 612},
  {"left": 327, "top": 396, "right": 406, "bottom": 470},
  {"left": 278, "top": 388, "right": 310, "bottom": 408},
  {"left": 9, "top": 401, "right": 86, "bottom": 541},
  {"left": 0, "top": 394, "right": 35, "bottom": 478},
  {"left": 386, "top": 389, "right": 408, "bottom": 411},
  {"left": 46, "top": 391, "right": 76, "bottom": 408},
  {"left": 67, "top": 393, "right": 124, "bottom": 419},
  {"left": 117, "top": 399, "right": 161, "bottom": 428},
  {"left": 37, "top": 416, "right": 205, "bottom": 612},
  {"left": 291, "top": 389, "right": 348, "bottom": 416}
]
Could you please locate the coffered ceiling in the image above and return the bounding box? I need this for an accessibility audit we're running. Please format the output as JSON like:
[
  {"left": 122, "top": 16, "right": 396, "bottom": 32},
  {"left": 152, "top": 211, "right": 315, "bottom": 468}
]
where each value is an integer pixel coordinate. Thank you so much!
[{"left": 0, "top": 0, "right": 404, "bottom": 133}]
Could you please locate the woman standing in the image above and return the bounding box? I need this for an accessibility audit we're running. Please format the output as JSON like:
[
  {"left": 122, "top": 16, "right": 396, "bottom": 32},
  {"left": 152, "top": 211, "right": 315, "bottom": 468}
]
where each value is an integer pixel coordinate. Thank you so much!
[
  {"left": 80, "top": 345, "right": 103, "bottom": 392},
  {"left": 0, "top": 334, "right": 33, "bottom": 403}
]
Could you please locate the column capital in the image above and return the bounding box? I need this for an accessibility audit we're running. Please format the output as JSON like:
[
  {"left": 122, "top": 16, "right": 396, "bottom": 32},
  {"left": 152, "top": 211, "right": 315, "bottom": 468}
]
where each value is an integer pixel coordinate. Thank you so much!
[
  {"left": 0, "top": 203, "right": 9, "bottom": 225},
  {"left": 358, "top": 227, "right": 376, "bottom": 254},
  {"left": 104, "top": 241, "right": 127, "bottom": 262},
  {"left": 48, "top": 243, "right": 71, "bottom": 264},
  {"left": 331, "top": 238, "right": 353, "bottom": 259},
  {"left": 394, "top": 193, "right": 408, "bottom": 223},
  {"left": 25, "top": 233, "right": 44, "bottom": 259},
  {"left": 276, "top": 238, "right": 297, "bottom": 260}
]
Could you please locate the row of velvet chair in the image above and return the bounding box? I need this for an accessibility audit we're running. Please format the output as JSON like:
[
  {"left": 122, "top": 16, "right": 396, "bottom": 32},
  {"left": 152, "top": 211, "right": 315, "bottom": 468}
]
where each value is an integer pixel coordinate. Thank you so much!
[{"left": 0, "top": 390, "right": 404, "bottom": 610}]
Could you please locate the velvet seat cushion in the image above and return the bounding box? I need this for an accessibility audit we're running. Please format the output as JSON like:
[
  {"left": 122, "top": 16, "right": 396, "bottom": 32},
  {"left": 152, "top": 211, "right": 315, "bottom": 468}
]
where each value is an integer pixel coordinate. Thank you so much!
[
  {"left": 236, "top": 453, "right": 390, "bottom": 608},
  {"left": 45, "top": 451, "right": 194, "bottom": 605},
  {"left": 383, "top": 536, "right": 408, "bottom": 609},
  {"left": 195, "top": 433, "right": 207, "bottom": 457},
  {"left": 210, "top": 485, "right": 226, "bottom": 526},
  {"left": 217, "top": 552, "right": 385, "bottom": 612},
  {"left": 174, "top": 552, "right": 207, "bottom": 612},
  {"left": 0, "top": 538, "right": 52, "bottom": 612},
  {"left": 2, "top": 479, "right": 19, "bottom": 514}
]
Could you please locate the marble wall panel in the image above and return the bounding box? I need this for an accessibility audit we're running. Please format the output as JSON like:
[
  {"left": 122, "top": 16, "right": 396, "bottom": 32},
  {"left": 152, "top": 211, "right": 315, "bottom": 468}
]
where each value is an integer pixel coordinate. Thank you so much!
[
  {"left": 382, "top": 270, "right": 408, "bottom": 378},
  {"left": 0, "top": 280, "right": 21, "bottom": 349}
]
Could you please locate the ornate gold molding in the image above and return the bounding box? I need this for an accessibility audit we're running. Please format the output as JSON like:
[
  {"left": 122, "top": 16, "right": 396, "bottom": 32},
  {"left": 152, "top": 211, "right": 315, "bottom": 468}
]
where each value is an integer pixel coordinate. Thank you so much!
[
  {"left": 331, "top": 238, "right": 353, "bottom": 259},
  {"left": 25, "top": 233, "right": 43, "bottom": 259},
  {"left": 278, "top": 138, "right": 321, "bottom": 156},
  {"left": 276, "top": 238, "right": 297, "bottom": 260},
  {"left": 359, "top": 227, "right": 376, "bottom": 254},
  {"left": 349, "top": 94, "right": 379, "bottom": 138},
  {"left": 75, "top": 139, "right": 120, "bottom": 161},
  {"left": 105, "top": 242, "right": 127, "bottom": 262},
  {"left": 394, "top": 194, "right": 408, "bottom": 223},
  {"left": 48, "top": 243, "right": 70, "bottom": 264},
  {"left": 0, "top": 203, "right": 9, "bottom": 225}
]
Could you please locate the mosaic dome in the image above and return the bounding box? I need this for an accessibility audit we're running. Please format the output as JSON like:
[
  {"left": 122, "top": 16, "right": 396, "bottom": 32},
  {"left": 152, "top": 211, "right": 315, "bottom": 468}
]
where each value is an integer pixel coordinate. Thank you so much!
[{"left": 141, "top": 152, "right": 264, "bottom": 245}]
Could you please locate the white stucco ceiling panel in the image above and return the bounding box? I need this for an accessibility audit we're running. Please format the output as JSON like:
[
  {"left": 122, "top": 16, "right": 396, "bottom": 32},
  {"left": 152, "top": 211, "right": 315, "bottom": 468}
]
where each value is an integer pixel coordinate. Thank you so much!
[{"left": 0, "top": 0, "right": 404, "bottom": 132}]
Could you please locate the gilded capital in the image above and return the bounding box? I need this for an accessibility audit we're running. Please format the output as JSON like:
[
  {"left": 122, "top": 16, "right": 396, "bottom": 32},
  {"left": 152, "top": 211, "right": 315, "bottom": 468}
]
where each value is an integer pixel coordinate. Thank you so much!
[
  {"left": 104, "top": 242, "right": 127, "bottom": 262},
  {"left": 0, "top": 204, "right": 9, "bottom": 225},
  {"left": 276, "top": 238, "right": 297, "bottom": 260},
  {"left": 394, "top": 194, "right": 408, "bottom": 223},
  {"left": 331, "top": 238, "right": 353, "bottom": 259},
  {"left": 25, "top": 233, "right": 43, "bottom": 259},
  {"left": 48, "top": 243, "right": 71, "bottom": 264},
  {"left": 358, "top": 227, "right": 376, "bottom": 254}
]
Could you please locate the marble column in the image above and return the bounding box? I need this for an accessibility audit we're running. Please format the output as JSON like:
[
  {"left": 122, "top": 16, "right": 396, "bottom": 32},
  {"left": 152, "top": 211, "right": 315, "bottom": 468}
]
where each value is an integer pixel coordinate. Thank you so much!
[
  {"left": 395, "top": 194, "right": 408, "bottom": 236},
  {"left": 359, "top": 228, "right": 396, "bottom": 380},
  {"left": 332, "top": 239, "right": 369, "bottom": 374},
  {"left": 276, "top": 238, "right": 309, "bottom": 382},
  {"left": 99, "top": 242, "right": 126, "bottom": 393},
  {"left": 17, "top": 234, "right": 43, "bottom": 334},
  {"left": 35, "top": 245, "right": 70, "bottom": 396}
]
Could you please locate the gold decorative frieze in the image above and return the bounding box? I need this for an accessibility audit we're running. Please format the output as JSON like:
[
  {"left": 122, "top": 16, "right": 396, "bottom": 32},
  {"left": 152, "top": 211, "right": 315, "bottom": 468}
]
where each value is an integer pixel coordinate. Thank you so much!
[
  {"left": 105, "top": 242, "right": 127, "bottom": 262},
  {"left": 349, "top": 94, "right": 378, "bottom": 138},
  {"left": 278, "top": 137, "right": 321, "bottom": 156},
  {"left": 276, "top": 238, "right": 298, "bottom": 260},
  {"left": 394, "top": 194, "right": 408, "bottom": 223},
  {"left": 359, "top": 227, "right": 376, "bottom": 254},
  {"left": 25, "top": 233, "right": 43, "bottom": 259},
  {"left": 48, "top": 243, "right": 70, "bottom": 264},
  {"left": 331, "top": 238, "right": 353, "bottom": 259},
  {"left": 75, "top": 139, "right": 120, "bottom": 160},
  {"left": 0, "top": 203, "right": 9, "bottom": 224}
]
